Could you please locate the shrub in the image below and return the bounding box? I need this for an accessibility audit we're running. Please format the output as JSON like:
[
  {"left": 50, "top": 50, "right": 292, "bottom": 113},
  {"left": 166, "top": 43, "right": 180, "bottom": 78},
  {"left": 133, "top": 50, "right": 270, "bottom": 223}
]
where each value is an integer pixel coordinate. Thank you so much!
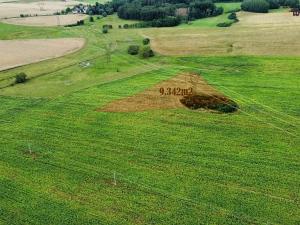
[
  {"left": 76, "top": 20, "right": 84, "bottom": 26},
  {"left": 180, "top": 95, "right": 239, "bottom": 113},
  {"left": 15, "top": 72, "right": 27, "bottom": 84},
  {"left": 118, "top": 25, "right": 122, "bottom": 28},
  {"left": 143, "top": 38, "right": 150, "bottom": 45},
  {"left": 89, "top": 16, "right": 94, "bottom": 22},
  {"left": 103, "top": 24, "right": 113, "bottom": 29},
  {"left": 97, "top": 16, "right": 101, "bottom": 19},
  {"left": 228, "top": 12, "right": 237, "bottom": 20},
  {"left": 123, "top": 24, "right": 129, "bottom": 29},
  {"left": 102, "top": 27, "right": 108, "bottom": 33},
  {"left": 127, "top": 45, "right": 140, "bottom": 55},
  {"left": 66, "top": 7, "right": 71, "bottom": 14},
  {"left": 103, "top": 12, "right": 107, "bottom": 17},
  {"left": 217, "top": 21, "right": 234, "bottom": 27},
  {"left": 212, "top": 7, "right": 224, "bottom": 16},
  {"left": 241, "top": 0, "right": 270, "bottom": 13},
  {"left": 139, "top": 46, "right": 154, "bottom": 58}
]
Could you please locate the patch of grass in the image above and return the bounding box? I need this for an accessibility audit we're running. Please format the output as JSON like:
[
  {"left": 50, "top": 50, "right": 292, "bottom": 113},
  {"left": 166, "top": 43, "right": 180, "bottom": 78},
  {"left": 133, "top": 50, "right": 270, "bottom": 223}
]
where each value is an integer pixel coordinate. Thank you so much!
[{"left": 0, "top": 12, "right": 299, "bottom": 225}]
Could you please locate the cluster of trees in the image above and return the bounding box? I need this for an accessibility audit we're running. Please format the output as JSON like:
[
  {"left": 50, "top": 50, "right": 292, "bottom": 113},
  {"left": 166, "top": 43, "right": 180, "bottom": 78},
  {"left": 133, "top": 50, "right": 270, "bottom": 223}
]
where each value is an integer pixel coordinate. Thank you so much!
[
  {"left": 127, "top": 38, "right": 154, "bottom": 58},
  {"left": 241, "top": 0, "right": 270, "bottom": 12},
  {"left": 116, "top": 0, "right": 223, "bottom": 23},
  {"left": 241, "top": 0, "right": 299, "bottom": 13},
  {"left": 72, "top": 2, "right": 114, "bottom": 16},
  {"left": 188, "top": 1, "right": 223, "bottom": 20},
  {"left": 71, "top": 0, "right": 223, "bottom": 27},
  {"left": 123, "top": 16, "right": 181, "bottom": 28}
]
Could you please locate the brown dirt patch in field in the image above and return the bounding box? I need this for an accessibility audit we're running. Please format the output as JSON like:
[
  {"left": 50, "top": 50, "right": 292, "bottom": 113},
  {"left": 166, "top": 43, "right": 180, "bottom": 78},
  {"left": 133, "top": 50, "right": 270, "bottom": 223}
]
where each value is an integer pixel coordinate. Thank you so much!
[
  {"left": 98, "top": 73, "right": 237, "bottom": 113},
  {"left": 0, "top": 1, "right": 81, "bottom": 19},
  {"left": 0, "top": 38, "right": 85, "bottom": 71},
  {"left": 2, "top": 14, "right": 87, "bottom": 26}
]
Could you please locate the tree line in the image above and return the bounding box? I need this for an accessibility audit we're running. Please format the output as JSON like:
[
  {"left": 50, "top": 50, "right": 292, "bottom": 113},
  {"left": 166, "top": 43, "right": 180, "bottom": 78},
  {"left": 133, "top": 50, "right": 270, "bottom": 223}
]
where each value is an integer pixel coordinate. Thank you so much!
[{"left": 71, "top": 0, "right": 224, "bottom": 27}]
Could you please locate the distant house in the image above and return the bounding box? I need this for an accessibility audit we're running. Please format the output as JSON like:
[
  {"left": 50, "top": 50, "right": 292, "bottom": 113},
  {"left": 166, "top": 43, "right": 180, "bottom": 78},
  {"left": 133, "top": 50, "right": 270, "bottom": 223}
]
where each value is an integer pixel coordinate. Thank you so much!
[
  {"left": 72, "top": 4, "right": 88, "bottom": 14},
  {"left": 176, "top": 8, "right": 189, "bottom": 17}
]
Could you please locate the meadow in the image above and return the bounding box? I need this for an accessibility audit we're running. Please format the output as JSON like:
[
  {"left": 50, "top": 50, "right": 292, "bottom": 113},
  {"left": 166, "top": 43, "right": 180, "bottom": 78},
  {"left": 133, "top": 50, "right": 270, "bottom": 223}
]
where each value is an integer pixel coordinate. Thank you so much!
[{"left": 0, "top": 4, "right": 299, "bottom": 225}]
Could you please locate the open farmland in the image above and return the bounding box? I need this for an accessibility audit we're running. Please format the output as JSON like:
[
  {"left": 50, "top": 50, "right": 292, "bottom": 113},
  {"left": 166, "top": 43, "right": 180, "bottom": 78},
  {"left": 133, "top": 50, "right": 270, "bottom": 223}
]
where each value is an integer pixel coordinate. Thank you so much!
[
  {"left": 2, "top": 14, "right": 87, "bottom": 26},
  {"left": 0, "top": 2, "right": 299, "bottom": 225},
  {"left": 0, "top": 0, "right": 81, "bottom": 19},
  {"left": 144, "top": 11, "right": 300, "bottom": 56},
  {"left": 0, "top": 38, "right": 85, "bottom": 71}
]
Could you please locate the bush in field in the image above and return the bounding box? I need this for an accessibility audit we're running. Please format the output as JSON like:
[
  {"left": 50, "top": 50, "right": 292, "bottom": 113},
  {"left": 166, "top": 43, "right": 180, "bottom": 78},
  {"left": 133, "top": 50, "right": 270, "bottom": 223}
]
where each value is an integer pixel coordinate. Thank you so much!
[
  {"left": 217, "top": 21, "right": 234, "bottom": 27},
  {"left": 143, "top": 38, "right": 150, "bottom": 45},
  {"left": 241, "top": 0, "right": 270, "bottom": 13},
  {"left": 266, "top": 0, "right": 280, "bottom": 8},
  {"left": 228, "top": 12, "right": 237, "bottom": 20},
  {"left": 139, "top": 46, "right": 154, "bottom": 58},
  {"left": 76, "top": 20, "right": 84, "bottom": 26},
  {"left": 89, "top": 16, "right": 94, "bottom": 22},
  {"left": 128, "top": 45, "right": 140, "bottom": 55},
  {"left": 15, "top": 72, "right": 27, "bottom": 84},
  {"left": 102, "top": 27, "right": 108, "bottom": 33},
  {"left": 66, "top": 7, "right": 71, "bottom": 14}
]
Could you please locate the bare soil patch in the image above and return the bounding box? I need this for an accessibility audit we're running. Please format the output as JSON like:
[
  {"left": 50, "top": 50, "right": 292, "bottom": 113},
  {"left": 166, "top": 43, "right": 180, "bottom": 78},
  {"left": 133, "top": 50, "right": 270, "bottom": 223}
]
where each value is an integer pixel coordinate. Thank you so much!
[
  {"left": 2, "top": 14, "right": 87, "bottom": 26},
  {"left": 98, "top": 73, "right": 237, "bottom": 113},
  {"left": 0, "top": 38, "right": 85, "bottom": 71},
  {"left": 0, "top": 1, "right": 81, "bottom": 19}
]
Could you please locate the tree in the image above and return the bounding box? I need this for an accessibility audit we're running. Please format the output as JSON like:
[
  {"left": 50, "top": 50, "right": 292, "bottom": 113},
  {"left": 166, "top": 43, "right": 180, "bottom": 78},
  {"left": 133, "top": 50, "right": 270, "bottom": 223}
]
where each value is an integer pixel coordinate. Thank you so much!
[
  {"left": 143, "top": 38, "right": 150, "bottom": 45},
  {"left": 89, "top": 16, "right": 94, "bottom": 22},
  {"left": 139, "top": 46, "right": 155, "bottom": 58},
  {"left": 15, "top": 72, "right": 27, "bottom": 84},
  {"left": 241, "top": 0, "right": 270, "bottom": 13},
  {"left": 266, "top": 0, "right": 280, "bottom": 8},
  {"left": 102, "top": 27, "right": 108, "bottom": 33},
  {"left": 128, "top": 45, "right": 140, "bottom": 55},
  {"left": 104, "top": 42, "right": 114, "bottom": 63}
]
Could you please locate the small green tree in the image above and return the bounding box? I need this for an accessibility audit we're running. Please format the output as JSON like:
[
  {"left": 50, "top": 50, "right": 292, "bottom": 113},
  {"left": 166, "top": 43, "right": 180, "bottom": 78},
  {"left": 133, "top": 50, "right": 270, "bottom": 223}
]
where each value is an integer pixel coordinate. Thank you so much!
[
  {"left": 89, "top": 16, "right": 94, "bottom": 22},
  {"left": 128, "top": 45, "right": 140, "bottom": 55},
  {"left": 139, "top": 46, "right": 154, "bottom": 58},
  {"left": 142, "top": 38, "right": 150, "bottom": 45},
  {"left": 228, "top": 12, "right": 237, "bottom": 20},
  {"left": 15, "top": 72, "right": 27, "bottom": 84},
  {"left": 102, "top": 27, "right": 108, "bottom": 33}
]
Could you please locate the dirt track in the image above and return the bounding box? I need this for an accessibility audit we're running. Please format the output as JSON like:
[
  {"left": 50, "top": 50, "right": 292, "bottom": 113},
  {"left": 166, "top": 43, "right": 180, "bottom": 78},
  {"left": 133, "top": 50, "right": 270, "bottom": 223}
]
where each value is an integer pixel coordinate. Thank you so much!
[{"left": 0, "top": 38, "right": 85, "bottom": 71}]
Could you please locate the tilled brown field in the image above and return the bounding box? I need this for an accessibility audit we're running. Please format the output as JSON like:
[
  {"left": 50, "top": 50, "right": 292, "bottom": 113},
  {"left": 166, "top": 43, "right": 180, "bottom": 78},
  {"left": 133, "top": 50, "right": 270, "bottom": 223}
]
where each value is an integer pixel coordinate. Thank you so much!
[{"left": 0, "top": 38, "right": 85, "bottom": 71}]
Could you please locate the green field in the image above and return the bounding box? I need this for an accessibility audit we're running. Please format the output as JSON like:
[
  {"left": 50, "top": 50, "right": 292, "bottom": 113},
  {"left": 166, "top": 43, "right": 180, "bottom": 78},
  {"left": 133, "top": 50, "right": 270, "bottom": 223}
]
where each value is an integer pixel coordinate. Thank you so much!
[{"left": 0, "top": 8, "right": 299, "bottom": 225}]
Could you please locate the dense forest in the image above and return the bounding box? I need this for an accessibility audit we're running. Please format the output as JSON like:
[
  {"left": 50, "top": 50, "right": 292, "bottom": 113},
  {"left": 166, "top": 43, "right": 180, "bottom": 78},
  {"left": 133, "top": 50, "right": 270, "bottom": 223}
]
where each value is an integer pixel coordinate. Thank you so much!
[{"left": 72, "top": 0, "right": 224, "bottom": 27}]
